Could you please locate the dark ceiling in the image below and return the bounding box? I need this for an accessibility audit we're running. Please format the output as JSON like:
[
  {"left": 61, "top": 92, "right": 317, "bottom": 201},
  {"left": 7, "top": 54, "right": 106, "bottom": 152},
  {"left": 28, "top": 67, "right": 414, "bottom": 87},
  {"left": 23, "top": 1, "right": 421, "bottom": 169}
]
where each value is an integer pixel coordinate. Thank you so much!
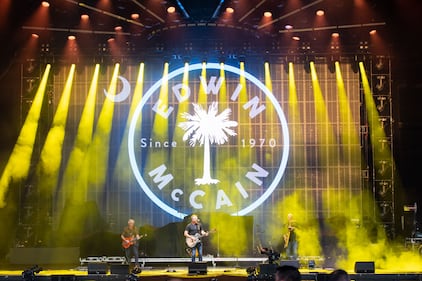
[{"left": 0, "top": 0, "right": 411, "bottom": 59}]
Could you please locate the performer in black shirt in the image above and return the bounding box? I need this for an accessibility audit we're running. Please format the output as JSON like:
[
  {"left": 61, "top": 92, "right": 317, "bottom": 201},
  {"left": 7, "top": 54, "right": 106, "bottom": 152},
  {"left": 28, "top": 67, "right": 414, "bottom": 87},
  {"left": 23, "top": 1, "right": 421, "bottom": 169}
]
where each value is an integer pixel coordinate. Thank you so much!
[
  {"left": 184, "top": 214, "right": 208, "bottom": 262},
  {"left": 283, "top": 213, "right": 298, "bottom": 260}
]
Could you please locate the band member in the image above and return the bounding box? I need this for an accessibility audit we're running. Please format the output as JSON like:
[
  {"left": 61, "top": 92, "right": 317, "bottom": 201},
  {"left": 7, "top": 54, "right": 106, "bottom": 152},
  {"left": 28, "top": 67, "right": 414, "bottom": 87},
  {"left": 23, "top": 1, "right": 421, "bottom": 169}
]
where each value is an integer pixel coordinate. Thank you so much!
[
  {"left": 283, "top": 213, "right": 298, "bottom": 260},
  {"left": 121, "top": 219, "right": 140, "bottom": 269},
  {"left": 184, "top": 214, "right": 208, "bottom": 262}
]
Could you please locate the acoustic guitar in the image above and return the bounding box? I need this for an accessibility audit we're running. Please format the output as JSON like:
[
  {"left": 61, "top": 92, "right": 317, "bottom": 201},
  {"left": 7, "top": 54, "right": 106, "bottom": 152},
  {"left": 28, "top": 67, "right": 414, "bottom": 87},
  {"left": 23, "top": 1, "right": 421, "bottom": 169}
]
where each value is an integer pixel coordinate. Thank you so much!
[
  {"left": 121, "top": 234, "right": 147, "bottom": 249},
  {"left": 185, "top": 229, "right": 216, "bottom": 248}
]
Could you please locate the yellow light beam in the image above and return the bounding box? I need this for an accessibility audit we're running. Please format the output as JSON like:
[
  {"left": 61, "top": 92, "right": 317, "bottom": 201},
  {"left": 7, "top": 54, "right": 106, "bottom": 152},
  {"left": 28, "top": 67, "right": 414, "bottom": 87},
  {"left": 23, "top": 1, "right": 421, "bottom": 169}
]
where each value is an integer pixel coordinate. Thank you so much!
[
  {"left": 238, "top": 62, "right": 254, "bottom": 163},
  {"left": 172, "top": 63, "right": 192, "bottom": 188},
  {"left": 37, "top": 64, "right": 75, "bottom": 193},
  {"left": 335, "top": 61, "right": 360, "bottom": 161},
  {"left": 264, "top": 62, "right": 281, "bottom": 167},
  {"left": 288, "top": 62, "right": 305, "bottom": 166},
  {"left": 0, "top": 64, "right": 51, "bottom": 207},
  {"left": 310, "top": 61, "right": 338, "bottom": 166},
  {"left": 264, "top": 62, "right": 274, "bottom": 128},
  {"left": 197, "top": 62, "right": 207, "bottom": 106},
  {"left": 145, "top": 63, "right": 170, "bottom": 176},
  {"left": 112, "top": 63, "right": 144, "bottom": 186},
  {"left": 86, "top": 63, "right": 119, "bottom": 193},
  {"left": 60, "top": 64, "right": 99, "bottom": 202},
  {"left": 57, "top": 64, "right": 119, "bottom": 245}
]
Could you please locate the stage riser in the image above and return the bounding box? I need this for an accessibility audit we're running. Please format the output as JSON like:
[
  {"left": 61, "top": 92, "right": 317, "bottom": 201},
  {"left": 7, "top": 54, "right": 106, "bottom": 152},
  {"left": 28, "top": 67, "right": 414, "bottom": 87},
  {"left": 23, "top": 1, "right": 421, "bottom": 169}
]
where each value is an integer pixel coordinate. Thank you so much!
[
  {"left": 9, "top": 248, "right": 80, "bottom": 265},
  {"left": 1, "top": 274, "right": 422, "bottom": 281}
]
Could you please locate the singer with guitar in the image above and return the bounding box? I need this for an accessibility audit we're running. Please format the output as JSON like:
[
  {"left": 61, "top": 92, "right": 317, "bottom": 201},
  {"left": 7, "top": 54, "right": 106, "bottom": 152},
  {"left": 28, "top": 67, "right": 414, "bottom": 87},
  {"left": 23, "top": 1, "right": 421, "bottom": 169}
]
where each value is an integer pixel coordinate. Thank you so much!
[
  {"left": 121, "top": 219, "right": 142, "bottom": 269},
  {"left": 184, "top": 214, "right": 208, "bottom": 262},
  {"left": 283, "top": 213, "right": 298, "bottom": 260}
]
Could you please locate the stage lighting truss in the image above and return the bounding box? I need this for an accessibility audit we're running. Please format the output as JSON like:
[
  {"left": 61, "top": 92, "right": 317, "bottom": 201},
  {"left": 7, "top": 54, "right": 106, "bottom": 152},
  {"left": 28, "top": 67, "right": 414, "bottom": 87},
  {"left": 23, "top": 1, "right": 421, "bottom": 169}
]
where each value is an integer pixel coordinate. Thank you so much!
[
  {"left": 375, "top": 95, "right": 390, "bottom": 114},
  {"left": 375, "top": 180, "right": 392, "bottom": 201},
  {"left": 363, "top": 56, "right": 395, "bottom": 230}
]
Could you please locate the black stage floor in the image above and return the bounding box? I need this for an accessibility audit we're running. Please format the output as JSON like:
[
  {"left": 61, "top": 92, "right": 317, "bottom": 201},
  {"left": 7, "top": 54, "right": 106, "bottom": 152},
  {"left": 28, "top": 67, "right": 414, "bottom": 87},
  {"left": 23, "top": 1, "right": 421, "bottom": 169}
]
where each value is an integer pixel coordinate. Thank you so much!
[{"left": 1, "top": 263, "right": 422, "bottom": 281}]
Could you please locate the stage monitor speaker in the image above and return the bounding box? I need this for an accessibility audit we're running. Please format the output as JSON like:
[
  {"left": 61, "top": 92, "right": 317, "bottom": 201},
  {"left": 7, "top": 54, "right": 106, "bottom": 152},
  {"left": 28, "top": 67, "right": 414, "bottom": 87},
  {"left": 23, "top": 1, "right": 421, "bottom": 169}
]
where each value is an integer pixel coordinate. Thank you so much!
[
  {"left": 87, "top": 263, "right": 108, "bottom": 274},
  {"left": 51, "top": 275, "right": 75, "bottom": 281},
  {"left": 188, "top": 262, "right": 207, "bottom": 275},
  {"left": 354, "top": 261, "right": 375, "bottom": 273},
  {"left": 280, "top": 260, "right": 300, "bottom": 268},
  {"left": 110, "top": 264, "right": 129, "bottom": 275},
  {"left": 258, "top": 263, "right": 277, "bottom": 276}
]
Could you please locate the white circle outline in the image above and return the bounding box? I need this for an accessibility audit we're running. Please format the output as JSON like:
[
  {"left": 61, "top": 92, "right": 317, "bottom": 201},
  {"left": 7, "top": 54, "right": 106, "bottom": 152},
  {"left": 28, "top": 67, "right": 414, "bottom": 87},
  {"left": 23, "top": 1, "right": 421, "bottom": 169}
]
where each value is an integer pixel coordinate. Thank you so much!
[{"left": 128, "top": 63, "right": 290, "bottom": 219}]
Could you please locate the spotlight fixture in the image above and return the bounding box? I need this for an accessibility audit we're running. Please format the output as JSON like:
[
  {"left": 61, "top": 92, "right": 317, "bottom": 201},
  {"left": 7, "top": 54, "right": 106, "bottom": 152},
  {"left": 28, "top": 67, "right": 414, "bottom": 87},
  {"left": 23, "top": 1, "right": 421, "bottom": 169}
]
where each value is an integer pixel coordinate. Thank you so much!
[
  {"left": 259, "top": 246, "right": 280, "bottom": 264},
  {"left": 107, "top": 38, "right": 115, "bottom": 43},
  {"left": 316, "top": 9, "right": 325, "bottom": 16},
  {"left": 167, "top": 6, "right": 176, "bottom": 14},
  {"left": 22, "top": 265, "right": 42, "bottom": 281},
  {"left": 114, "top": 26, "right": 122, "bottom": 31},
  {"left": 41, "top": 1, "right": 50, "bottom": 8},
  {"left": 226, "top": 7, "right": 234, "bottom": 14},
  {"left": 68, "top": 35, "right": 76, "bottom": 40},
  {"left": 369, "top": 29, "right": 377, "bottom": 35},
  {"left": 292, "top": 36, "right": 300, "bottom": 41},
  {"left": 264, "top": 11, "right": 272, "bottom": 17},
  {"left": 359, "top": 41, "right": 369, "bottom": 50},
  {"left": 126, "top": 273, "right": 140, "bottom": 281},
  {"left": 81, "top": 14, "right": 89, "bottom": 20},
  {"left": 285, "top": 24, "right": 293, "bottom": 30},
  {"left": 41, "top": 43, "right": 50, "bottom": 53},
  {"left": 332, "top": 32, "right": 340, "bottom": 38},
  {"left": 246, "top": 266, "right": 256, "bottom": 275},
  {"left": 31, "top": 33, "right": 39, "bottom": 39},
  {"left": 131, "top": 13, "right": 140, "bottom": 20}
]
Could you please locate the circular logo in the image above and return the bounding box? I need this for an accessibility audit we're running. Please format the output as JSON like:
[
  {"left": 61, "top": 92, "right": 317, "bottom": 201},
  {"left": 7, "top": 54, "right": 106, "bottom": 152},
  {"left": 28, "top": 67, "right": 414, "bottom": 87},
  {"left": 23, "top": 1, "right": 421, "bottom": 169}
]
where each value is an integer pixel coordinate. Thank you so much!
[{"left": 128, "top": 63, "right": 289, "bottom": 219}]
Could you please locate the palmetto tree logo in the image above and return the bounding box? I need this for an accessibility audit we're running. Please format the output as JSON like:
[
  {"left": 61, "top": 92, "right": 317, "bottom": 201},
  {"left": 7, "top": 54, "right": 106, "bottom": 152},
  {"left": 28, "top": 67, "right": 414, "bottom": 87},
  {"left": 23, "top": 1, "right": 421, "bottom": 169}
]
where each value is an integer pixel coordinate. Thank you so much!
[
  {"left": 128, "top": 63, "right": 290, "bottom": 218},
  {"left": 178, "top": 102, "right": 238, "bottom": 185}
]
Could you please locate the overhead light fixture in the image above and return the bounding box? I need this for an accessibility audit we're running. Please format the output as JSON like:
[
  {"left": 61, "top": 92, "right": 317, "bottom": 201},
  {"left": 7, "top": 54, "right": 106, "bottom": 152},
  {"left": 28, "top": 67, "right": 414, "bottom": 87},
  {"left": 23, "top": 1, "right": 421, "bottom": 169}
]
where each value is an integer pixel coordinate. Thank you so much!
[
  {"left": 264, "top": 11, "right": 272, "bottom": 17},
  {"left": 167, "top": 6, "right": 176, "bottom": 14},
  {"left": 68, "top": 35, "right": 76, "bottom": 40},
  {"left": 292, "top": 36, "right": 300, "bottom": 41},
  {"left": 41, "top": 1, "right": 50, "bottom": 7},
  {"left": 81, "top": 14, "right": 89, "bottom": 20},
  {"left": 31, "top": 33, "right": 39, "bottom": 39},
  {"left": 285, "top": 24, "right": 293, "bottom": 30},
  {"left": 332, "top": 32, "right": 340, "bottom": 38},
  {"left": 114, "top": 26, "right": 122, "bottom": 31},
  {"left": 369, "top": 29, "right": 377, "bottom": 35},
  {"left": 226, "top": 7, "right": 234, "bottom": 14},
  {"left": 131, "top": 13, "right": 140, "bottom": 20},
  {"left": 316, "top": 9, "right": 325, "bottom": 16}
]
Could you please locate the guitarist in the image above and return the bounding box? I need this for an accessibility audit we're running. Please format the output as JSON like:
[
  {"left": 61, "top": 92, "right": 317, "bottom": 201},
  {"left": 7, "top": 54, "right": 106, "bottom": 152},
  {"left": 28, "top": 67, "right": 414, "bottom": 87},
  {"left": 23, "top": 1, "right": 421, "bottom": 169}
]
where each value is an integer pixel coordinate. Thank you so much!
[
  {"left": 121, "top": 219, "right": 140, "bottom": 269},
  {"left": 184, "top": 214, "right": 208, "bottom": 262},
  {"left": 283, "top": 213, "right": 298, "bottom": 260}
]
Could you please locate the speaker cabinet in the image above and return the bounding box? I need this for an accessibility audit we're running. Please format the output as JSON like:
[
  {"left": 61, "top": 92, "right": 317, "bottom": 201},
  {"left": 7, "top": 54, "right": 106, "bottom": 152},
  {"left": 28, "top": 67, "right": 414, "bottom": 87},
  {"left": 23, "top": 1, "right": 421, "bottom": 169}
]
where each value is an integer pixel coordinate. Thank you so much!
[
  {"left": 110, "top": 264, "right": 129, "bottom": 275},
  {"left": 354, "top": 261, "right": 375, "bottom": 273},
  {"left": 258, "top": 263, "right": 277, "bottom": 276},
  {"left": 188, "top": 262, "right": 207, "bottom": 275},
  {"left": 87, "top": 263, "right": 108, "bottom": 274},
  {"left": 51, "top": 275, "right": 75, "bottom": 281},
  {"left": 280, "top": 260, "right": 300, "bottom": 268}
]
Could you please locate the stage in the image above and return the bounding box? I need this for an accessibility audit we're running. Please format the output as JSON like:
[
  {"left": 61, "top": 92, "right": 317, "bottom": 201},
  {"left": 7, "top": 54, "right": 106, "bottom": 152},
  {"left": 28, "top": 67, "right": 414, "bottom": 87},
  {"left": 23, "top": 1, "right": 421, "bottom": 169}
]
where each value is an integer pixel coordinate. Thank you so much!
[{"left": 2, "top": 258, "right": 422, "bottom": 281}]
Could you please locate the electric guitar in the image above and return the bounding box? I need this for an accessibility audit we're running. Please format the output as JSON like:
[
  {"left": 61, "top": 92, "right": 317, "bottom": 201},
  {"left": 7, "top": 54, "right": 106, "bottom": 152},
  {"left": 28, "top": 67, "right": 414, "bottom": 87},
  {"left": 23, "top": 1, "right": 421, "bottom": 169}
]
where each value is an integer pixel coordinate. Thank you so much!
[
  {"left": 283, "top": 225, "right": 294, "bottom": 248},
  {"left": 121, "top": 234, "right": 147, "bottom": 249},
  {"left": 185, "top": 229, "right": 216, "bottom": 248}
]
